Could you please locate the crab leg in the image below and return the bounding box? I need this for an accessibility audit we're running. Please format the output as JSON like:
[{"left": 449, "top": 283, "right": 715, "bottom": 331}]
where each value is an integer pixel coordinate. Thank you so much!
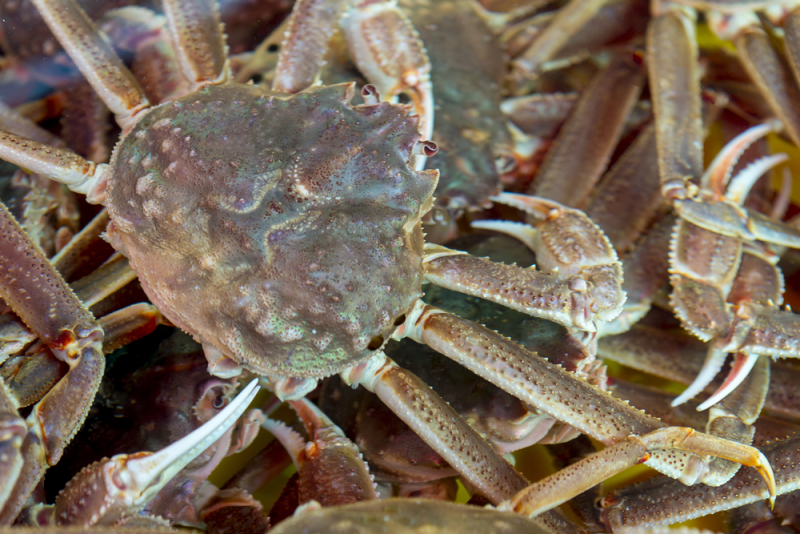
[
  {"left": 28, "top": 0, "right": 149, "bottom": 128},
  {"left": 0, "top": 379, "right": 25, "bottom": 507},
  {"left": 511, "top": 0, "right": 608, "bottom": 78},
  {"left": 584, "top": 124, "right": 664, "bottom": 254},
  {"left": 599, "top": 324, "right": 800, "bottom": 421},
  {"left": 526, "top": 52, "right": 645, "bottom": 208},
  {"left": 428, "top": 194, "right": 624, "bottom": 332},
  {"left": 504, "top": 424, "right": 769, "bottom": 517},
  {"left": 4, "top": 302, "right": 164, "bottom": 410},
  {"left": 610, "top": 378, "right": 800, "bottom": 446},
  {"left": 48, "top": 379, "right": 259, "bottom": 526},
  {"left": 601, "top": 435, "right": 800, "bottom": 530},
  {"left": 599, "top": 213, "right": 676, "bottom": 337},
  {"left": 728, "top": 16, "right": 800, "bottom": 150},
  {"left": 339, "top": 352, "right": 528, "bottom": 504},
  {"left": 0, "top": 201, "right": 104, "bottom": 523},
  {"left": 161, "top": 0, "right": 229, "bottom": 89},
  {"left": 394, "top": 301, "right": 776, "bottom": 504},
  {"left": 329, "top": 353, "right": 582, "bottom": 534}
]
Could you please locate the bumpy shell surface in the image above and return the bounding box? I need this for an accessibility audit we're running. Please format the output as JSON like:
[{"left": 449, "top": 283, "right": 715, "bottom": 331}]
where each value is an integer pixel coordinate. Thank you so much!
[
  {"left": 106, "top": 83, "right": 437, "bottom": 377},
  {"left": 270, "top": 499, "right": 550, "bottom": 533}
]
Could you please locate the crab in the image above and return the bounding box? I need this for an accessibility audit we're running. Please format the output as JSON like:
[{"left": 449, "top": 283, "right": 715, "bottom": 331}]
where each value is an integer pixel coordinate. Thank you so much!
[
  {"left": 644, "top": 0, "right": 800, "bottom": 410},
  {"left": 0, "top": 0, "right": 782, "bottom": 527}
]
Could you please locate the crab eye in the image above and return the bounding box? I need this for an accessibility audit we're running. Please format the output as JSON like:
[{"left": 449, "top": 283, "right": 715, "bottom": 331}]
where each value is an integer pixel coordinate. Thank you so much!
[
  {"left": 367, "top": 335, "right": 384, "bottom": 350},
  {"left": 250, "top": 73, "right": 263, "bottom": 84},
  {"left": 211, "top": 392, "right": 227, "bottom": 409},
  {"left": 393, "top": 314, "right": 406, "bottom": 326},
  {"left": 267, "top": 43, "right": 279, "bottom": 53}
]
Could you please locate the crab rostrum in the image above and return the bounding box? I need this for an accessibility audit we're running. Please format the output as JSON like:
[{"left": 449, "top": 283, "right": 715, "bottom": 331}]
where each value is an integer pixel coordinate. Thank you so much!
[
  {"left": 0, "top": 0, "right": 779, "bottom": 526},
  {"left": 107, "top": 82, "right": 435, "bottom": 379}
]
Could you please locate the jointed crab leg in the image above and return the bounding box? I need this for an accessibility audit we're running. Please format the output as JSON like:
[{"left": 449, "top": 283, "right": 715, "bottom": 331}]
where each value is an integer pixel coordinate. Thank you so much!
[
  {"left": 0, "top": 380, "right": 25, "bottom": 507},
  {"left": 433, "top": 194, "right": 626, "bottom": 332},
  {"left": 338, "top": 352, "right": 528, "bottom": 504},
  {"left": 393, "top": 299, "right": 776, "bottom": 511},
  {"left": 29, "top": 0, "right": 149, "bottom": 128},
  {"left": 511, "top": 0, "right": 608, "bottom": 78},
  {"left": 601, "top": 434, "right": 800, "bottom": 530},
  {"left": 161, "top": 0, "right": 229, "bottom": 89},
  {"left": 48, "top": 379, "right": 259, "bottom": 526},
  {"left": 261, "top": 397, "right": 379, "bottom": 507},
  {"left": 337, "top": 353, "right": 582, "bottom": 534},
  {"left": 600, "top": 324, "right": 800, "bottom": 421},
  {"left": 0, "top": 201, "right": 104, "bottom": 523}
]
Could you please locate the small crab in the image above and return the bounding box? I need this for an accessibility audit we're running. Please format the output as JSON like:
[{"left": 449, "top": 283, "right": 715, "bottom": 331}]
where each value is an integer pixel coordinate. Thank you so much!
[{"left": 0, "top": 0, "right": 780, "bottom": 526}]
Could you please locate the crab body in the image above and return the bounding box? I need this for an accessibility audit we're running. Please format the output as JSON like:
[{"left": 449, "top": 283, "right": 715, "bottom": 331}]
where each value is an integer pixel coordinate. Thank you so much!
[{"left": 105, "top": 82, "right": 436, "bottom": 378}]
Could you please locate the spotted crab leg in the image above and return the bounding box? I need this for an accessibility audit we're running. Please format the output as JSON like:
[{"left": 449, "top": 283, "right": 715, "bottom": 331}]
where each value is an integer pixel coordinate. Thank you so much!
[
  {"left": 600, "top": 434, "right": 800, "bottom": 530},
  {"left": 392, "top": 299, "right": 776, "bottom": 512},
  {"left": 0, "top": 201, "right": 104, "bottom": 523},
  {"left": 335, "top": 353, "right": 583, "bottom": 534},
  {"left": 425, "top": 193, "right": 625, "bottom": 332},
  {"left": 41, "top": 380, "right": 259, "bottom": 526},
  {"left": 161, "top": 0, "right": 229, "bottom": 90},
  {"left": 0, "top": 380, "right": 25, "bottom": 507},
  {"left": 28, "top": 0, "right": 150, "bottom": 130}
]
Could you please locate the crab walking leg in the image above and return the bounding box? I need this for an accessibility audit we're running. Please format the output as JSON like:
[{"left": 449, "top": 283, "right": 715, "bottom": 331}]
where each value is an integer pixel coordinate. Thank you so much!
[
  {"left": 511, "top": 0, "right": 608, "bottom": 78},
  {"left": 602, "top": 435, "right": 800, "bottom": 530},
  {"left": 0, "top": 201, "right": 105, "bottom": 523},
  {"left": 599, "top": 325, "right": 800, "bottom": 421},
  {"left": 0, "top": 209, "right": 110, "bottom": 365},
  {"left": 433, "top": 194, "right": 624, "bottom": 331},
  {"left": 0, "top": 101, "right": 64, "bottom": 148},
  {"left": 49, "top": 379, "right": 259, "bottom": 526},
  {"left": 505, "top": 425, "right": 771, "bottom": 517},
  {"left": 340, "top": 352, "right": 528, "bottom": 503},
  {"left": 598, "top": 213, "right": 675, "bottom": 337},
  {"left": 51, "top": 209, "right": 111, "bottom": 281},
  {"left": 526, "top": 53, "right": 644, "bottom": 208},
  {"left": 0, "top": 132, "right": 106, "bottom": 200},
  {"left": 584, "top": 124, "right": 664, "bottom": 254},
  {"left": 395, "top": 301, "right": 777, "bottom": 498},
  {"left": 731, "top": 21, "right": 800, "bottom": 150},
  {"left": 161, "top": 0, "right": 229, "bottom": 90},
  {"left": 338, "top": 354, "right": 582, "bottom": 534},
  {"left": 0, "top": 380, "right": 25, "bottom": 507},
  {"left": 5, "top": 303, "right": 164, "bottom": 411},
  {"left": 648, "top": 1, "right": 704, "bottom": 199},
  {"left": 29, "top": 0, "right": 149, "bottom": 129},
  {"left": 272, "top": 0, "right": 350, "bottom": 93}
]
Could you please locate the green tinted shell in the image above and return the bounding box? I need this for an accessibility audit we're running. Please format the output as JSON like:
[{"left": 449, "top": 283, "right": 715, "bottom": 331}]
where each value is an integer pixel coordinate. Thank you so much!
[{"left": 106, "top": 83, "right": 437, "bottom": 378}]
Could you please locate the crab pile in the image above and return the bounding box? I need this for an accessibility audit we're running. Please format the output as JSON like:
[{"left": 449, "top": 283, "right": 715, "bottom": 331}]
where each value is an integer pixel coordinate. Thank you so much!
[{"left": 1, "top": 0, "right": 800, "bottom": 532}]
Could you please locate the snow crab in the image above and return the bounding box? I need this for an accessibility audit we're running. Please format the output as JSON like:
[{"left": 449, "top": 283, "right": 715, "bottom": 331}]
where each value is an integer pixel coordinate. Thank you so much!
[{"left": 0, "top": 0, "right": 781, "bottom": 528}]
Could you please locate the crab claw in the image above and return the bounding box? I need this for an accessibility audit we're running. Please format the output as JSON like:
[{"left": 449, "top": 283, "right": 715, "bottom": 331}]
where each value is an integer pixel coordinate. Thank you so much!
[
  {"left": 696, "top": 352, "right": 760, "bottom": 411},
  {"left": 54, "top": 379, "right": 260, "bottom": 526}
]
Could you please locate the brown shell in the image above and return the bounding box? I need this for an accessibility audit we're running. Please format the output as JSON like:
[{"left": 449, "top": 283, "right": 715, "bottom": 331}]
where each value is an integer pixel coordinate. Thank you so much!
[{"left": 105, "top": 83, "right": 437, "bottom": 378}]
